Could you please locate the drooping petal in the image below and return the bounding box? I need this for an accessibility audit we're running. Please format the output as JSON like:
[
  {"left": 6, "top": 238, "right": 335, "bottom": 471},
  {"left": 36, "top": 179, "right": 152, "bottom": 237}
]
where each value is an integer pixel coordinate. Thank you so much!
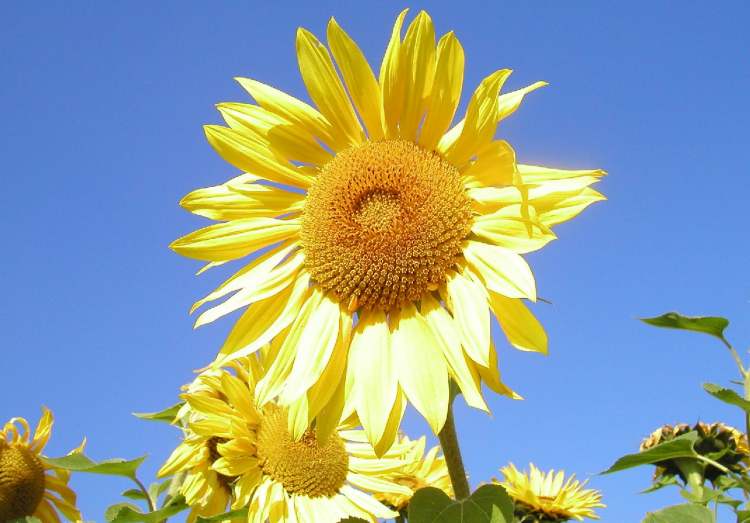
[
  {"left": 463, "top": 240, "right": 536, "bottom": 300},
  {"left": 391, "top": 304, "right": 449, "bottom": 433},
  {"left": 476, "top": 343, "right": 523, "bottom": 400},
  {"left": 497, "top": 81, "right": 548, "bottom": 122},
  {"left": 347, "top": 310, "right": 398, "bottom": 450},
  {"left": 421, "top": 294, "right": 487, "bottom": 411},
  {"left": 461, "top": 140, "right": 516, "bottom": 189},
  {"left": 489, "top": 292, "right": 548, "bottom": 354},
  {"left": 327, "top": 18, "right": 385, "bottom": 140},
  {"left": 445, "top": 271, "right": 491, "bottom": 367},
  {"left": 296, "top": 28, "right": 364, "bottom": 147}
]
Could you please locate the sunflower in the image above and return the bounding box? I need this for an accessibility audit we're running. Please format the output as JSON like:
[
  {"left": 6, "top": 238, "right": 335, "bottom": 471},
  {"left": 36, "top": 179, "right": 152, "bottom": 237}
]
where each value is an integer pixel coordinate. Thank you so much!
[
  {"left": 373, "top": 435, "right": 452, "bottom": 511},
  {"left": 158, "top": 365, "right": 245, "bottom": 522},
  {"left": 497, "top": 463, "right": 604, "bottom": 522},
  {"left": 171, "top": 8, "right": 605, "bottom": 451},
  {"left": 160, "top": 355, "right": 413, "bottom": 522},
  {"left": 0, "top": 408, "right": 83, "bottom": 522}
]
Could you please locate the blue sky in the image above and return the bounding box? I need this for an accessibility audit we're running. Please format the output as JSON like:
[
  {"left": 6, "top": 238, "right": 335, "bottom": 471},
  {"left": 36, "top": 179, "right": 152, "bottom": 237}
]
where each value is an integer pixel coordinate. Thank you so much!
[{"left": 2, "top": 1, "right": 749, "bottom": 521}]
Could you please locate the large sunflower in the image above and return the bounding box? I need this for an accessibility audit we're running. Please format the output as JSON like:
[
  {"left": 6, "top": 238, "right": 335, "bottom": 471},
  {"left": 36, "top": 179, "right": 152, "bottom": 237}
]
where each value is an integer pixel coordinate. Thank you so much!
[
  {"left": 0, "top": 408, "right": 83, "bottom": 522},
  {"left": 171, "top": 9, "right": 605, "bottom": 451},
  {"left": 160, "top": 355, "right": 413, "bottom": 522},
  {"left": 497, "top": 463, "right": 604, "bottom": 522}
]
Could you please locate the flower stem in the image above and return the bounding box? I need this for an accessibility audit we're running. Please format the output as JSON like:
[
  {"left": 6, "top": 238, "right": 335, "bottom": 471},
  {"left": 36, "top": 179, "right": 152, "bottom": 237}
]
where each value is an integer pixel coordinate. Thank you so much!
[{"left": 437, "top": 393, "right": 471, "bottom": 499}]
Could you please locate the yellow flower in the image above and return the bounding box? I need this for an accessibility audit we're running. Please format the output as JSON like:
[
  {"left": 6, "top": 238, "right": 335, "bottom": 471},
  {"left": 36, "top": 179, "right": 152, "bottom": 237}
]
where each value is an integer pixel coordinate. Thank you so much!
[
  {"left": 161, "top": 355, "right": 413, "bottom": 522},
  {"left": 171, "top": 8, "right": 605, "bottom": 452},
  {"left": 373, "top": 435, "right": 452, "bottom": 511},
  {"left": 497, "top": 463, "right": 604, "bottom": 522},
  {"left": 0, "top": 408, "right": 83, "bottom": 522}
]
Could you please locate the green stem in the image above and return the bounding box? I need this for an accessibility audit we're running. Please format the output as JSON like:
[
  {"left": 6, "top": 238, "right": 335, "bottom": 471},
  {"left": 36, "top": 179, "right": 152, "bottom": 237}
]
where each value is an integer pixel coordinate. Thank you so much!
[
  {"left": 437, "top": 395, "right": 471, "bottom": 500},
  {"left": 132, "top": 475, "right": 156, "bottom": 512}
]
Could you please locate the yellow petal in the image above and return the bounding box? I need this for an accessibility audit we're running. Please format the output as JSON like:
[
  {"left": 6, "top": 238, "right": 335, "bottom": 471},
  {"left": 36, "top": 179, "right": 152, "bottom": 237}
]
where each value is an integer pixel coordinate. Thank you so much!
[
  {"left": 348, "top": 310, "right": 398, "bottom": 449},
  {"left": 220, "top": 373, "right": 259, "bottom": 423},
  {"left": 180, "top": 177, "right": 304, "bottom": 221},
  {"left": 254, "top": 287, "right": 323, "bottom": 406},
  {"left": 462, "top": 140, "right": 516, "bottom": 189},
  {"left": 476, "top": 343, "right": 523, "bottom": 400},
  {"left": 216, "top": 272, "right": 310, "bottom": 365},
  {"left": 373, "top": 389, "right": 407, "bottom": 457},
  {"left": 307, "top": 308, "right": 351, "bottom": 420},
  {"left": 421, "top": 294, "right": 488, "bottom": 411},
  {"left": 194, "top": 250, "right": 304, "bottom": 327},
  {"left": 170, "top": 217, "right": 300, "bottom": 262},
  {"left": 399, "top": 11, "right": 436, "bottom": 141},
  {"left": 203, "top": 125, "right": 312, "bottom": 189},
  {"left": 440, "top": 69, "right": 512, "bottom": 166},
  {"left": 327, "top": 18, "right": 385, "bottom": 140},
  {"left": 391, "top": 304, "right": 449, "bottom": 433},
  {"left": 497, "top": 81, "right": 548, "bottom": 122},
  {"left": 517, "top": 164, "right": 606, "bottom": 183},
  {"left": 296, "top": 28, "right": 364, "bottom": 148},
  {"left": 463, "top": 240, "right": 536, "bottom": 300},
  {"left": 418, "top": 31, "right": 464, "bottom": 150},
  {"left": 217, "top": 102, "right": 331, "bottom": 165},
  {"left": 538, "top": 188, "right": 605, "bottom": 226},
  {"left": 379, "top": 9, "right": 409, "bottom": 139},
  {"left": 489, "top": 293, "right": 548, "bottom": 354},
  {"left": 445, "top": 272, "right": 491, "bottom": 367},
  {"left": 235, "top": 77, "right": 342, "bottom": 151},
  {"left": 279, "top": 291, "right": 341, "bottom": 403},
  {"left": 212, "top": 456, "right": 258, "bottom": 476},
  {"left": 472, "top": 205, "right": 557, "bottom": 254}
]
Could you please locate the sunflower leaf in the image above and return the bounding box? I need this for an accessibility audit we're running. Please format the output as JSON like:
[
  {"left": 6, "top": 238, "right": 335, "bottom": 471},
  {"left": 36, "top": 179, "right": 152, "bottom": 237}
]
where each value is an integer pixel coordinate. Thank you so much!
[
  {"left": 602, "top": 432, "right": 699, "bottom": 474},
  {"left": 196, "top": 508, "right": 249, "bottom": 522},
  {"left": 133, "top": 402, "right": 184, "bottom": 423},
  {"left": 640, "top": 312, "right": 729, "bottom": 340},
  {"left": 105, "top": 497, "right": 189, "bottom": 523},
  {"left": 43, "top": 453, "right": 146, "bottom": 479},
  {"left": 703, "top": 383, "right": 750, "bottom": 412},
  {"left": 8, "top": 518, "right": 43, "bottom": 523},
  {"left": 408, "top": 485, "right": 513, "bottom": 523},
  {"left": 641, "top": 503, "right": 715, "bottom": 523}
]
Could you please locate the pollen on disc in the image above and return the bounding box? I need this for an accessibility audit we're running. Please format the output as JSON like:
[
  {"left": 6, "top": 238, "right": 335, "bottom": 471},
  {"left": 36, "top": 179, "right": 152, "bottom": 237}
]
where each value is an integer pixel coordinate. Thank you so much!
[{"left": 301, "top": 140, "right": 473, "bottom": 311}]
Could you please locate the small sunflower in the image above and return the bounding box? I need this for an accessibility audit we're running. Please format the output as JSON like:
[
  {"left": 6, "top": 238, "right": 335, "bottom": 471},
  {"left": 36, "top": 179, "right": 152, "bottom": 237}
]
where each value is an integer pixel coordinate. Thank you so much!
[
  {"left": 161, "top": 355, "right": 413, "bottom": 522},
  {"left": 641, "top": 422, "right": 749, "bottom": 483},
  {"left": 497, "top": 463, "right": 604, "bottom": 522},
  {"left": 0, "top": 408, "right": 83, "bottom": 522},
  {"left": 171, "top": 8, "right": 605, "bottom": 451},
  {"left": 373, "top": 435, "right": 452, "bottom": 511}
]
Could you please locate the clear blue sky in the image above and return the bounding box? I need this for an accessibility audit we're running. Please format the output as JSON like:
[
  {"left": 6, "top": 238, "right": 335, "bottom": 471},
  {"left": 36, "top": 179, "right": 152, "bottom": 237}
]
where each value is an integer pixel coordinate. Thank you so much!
[{"left": 2, "top": 1, "right": 749, "bottom": 521}]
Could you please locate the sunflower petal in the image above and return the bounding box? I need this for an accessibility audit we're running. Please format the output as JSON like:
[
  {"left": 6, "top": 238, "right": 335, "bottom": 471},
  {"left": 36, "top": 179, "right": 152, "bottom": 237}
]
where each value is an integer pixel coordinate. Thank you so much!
[
  {"left": 399, "top": 10, "right": 436, "bottom": 141},
  {"left": 445, "top": 272, "right": 491, "bottom": 367},
  {"left": 391, "top": 304, "right": 449, "bottom": 433},
  {"left": 296, "top": 28, "right": 364, "bottom": 147},
  {"left": 464, "top": 240, "right": 536, "bottom": 300},
  {"left": 379, "top": 9, "right": 409, "bottom": 139},
  {"left": 489, "top": 293, "right": 548, "bottom": 354}
]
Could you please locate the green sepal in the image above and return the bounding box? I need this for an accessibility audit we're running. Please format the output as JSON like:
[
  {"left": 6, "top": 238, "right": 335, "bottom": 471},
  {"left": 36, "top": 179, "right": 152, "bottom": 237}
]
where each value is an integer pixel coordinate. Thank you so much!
[
  {"left": 641, "top": 312, "right": 729, "bottom": 340},
  {"left": 703, "top": 383, "right": 750, "bottom": 413},
  {"left": 133, "top": 402, "right": 184, "bottom": 423},
  {"left": 641, "top": 503, "right": 715, "bottom": 522},
  {"left": 641, "top": 474, "right": 680, "bottom": 493},
  {"left": 43, "top": 452, "right": 146, "bottom": 479},
  {"left": 408, "top": 484, "right": 514, "bottom": 523},
  {"left": 603, "top": 432, "right": 700, "bottom": 474}
]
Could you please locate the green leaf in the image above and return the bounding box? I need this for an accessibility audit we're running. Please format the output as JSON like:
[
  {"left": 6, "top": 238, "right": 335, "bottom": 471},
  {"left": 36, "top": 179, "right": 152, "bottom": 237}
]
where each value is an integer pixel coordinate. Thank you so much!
[
  {"left": 43, "top": 453, "right": 146, "bottom": 479},
  {"left": 408, "top": 485, "right": 514, "bottom": 523},
  {"left": 736, "top": 509, "right": 750, "bottom": 523},
  {"left": 603, "top": 432, "right": 699, "bottom": 474},
  {"left": 641, "top": 312, "right": 729, "bottom": 340},
  {"left": 9, "top": 518, "right": 43, "bottom": 523},
  {"left": 337, "top": 519, "right": 369, "bottom": 523},
  {"left": 106, "top": 496, "right": 189, "bottom": 523},
  {"left": 196, "top": 508, "right": 249, "bottom": 522},
  {"left": 133, "top": 402, "right": 183, "bottom": 423},
  {"left": 641, "top": 474, "right": 680, "bottom": 494},
  {"left": 642, "top": 503, "right": 715, "bottom": 523},
  {"left": 703, "top": 383, "right": 750, "bottom": 412},
  {"left": 121, "top": 488, "right": 148, "bottom": 501}
]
